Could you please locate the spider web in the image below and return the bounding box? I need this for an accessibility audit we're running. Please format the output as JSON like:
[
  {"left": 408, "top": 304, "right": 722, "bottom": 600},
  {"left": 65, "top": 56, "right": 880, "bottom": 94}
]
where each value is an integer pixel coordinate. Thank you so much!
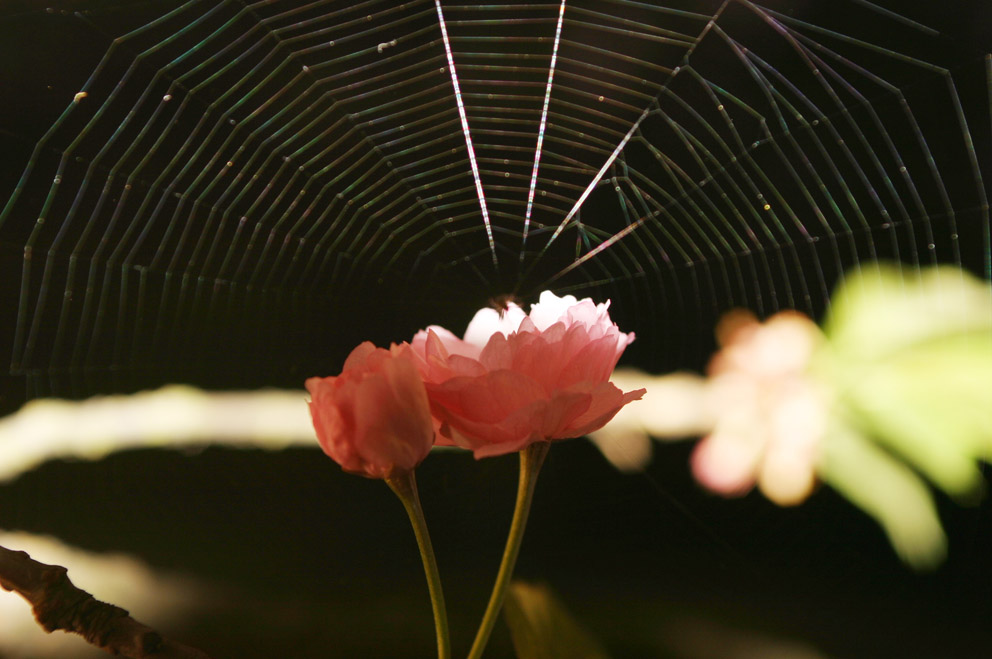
[{"left": 0, "top": 0, "right": 989, "bottom": 403}]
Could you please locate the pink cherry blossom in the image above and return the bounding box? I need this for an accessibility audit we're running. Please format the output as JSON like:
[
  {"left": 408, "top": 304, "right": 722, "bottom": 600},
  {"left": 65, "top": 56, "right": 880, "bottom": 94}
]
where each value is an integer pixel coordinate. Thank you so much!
[
  {"left": 691, "top": 310, "right": 828, "bottom": 506},
  {"left": 306, "top": 341, "right": 434, "bottom": 479},
  {"left": 411, "top": 291, "right": 644, "bottom": 458}
]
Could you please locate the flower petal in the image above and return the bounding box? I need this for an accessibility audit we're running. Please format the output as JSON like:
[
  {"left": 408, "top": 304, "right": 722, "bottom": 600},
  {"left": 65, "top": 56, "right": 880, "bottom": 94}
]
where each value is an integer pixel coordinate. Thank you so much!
[
  {"left": 562, "top": 383, "right": 645, "bottom": 438},
  {"left": 430, "top": 369, "right": 546, "bottom": 424},
  {"left": 691, "top": 431, "right": 763, "bottom": 496},
  {"left": 463, "top": 303, "right": 527, "bottom": 347}
]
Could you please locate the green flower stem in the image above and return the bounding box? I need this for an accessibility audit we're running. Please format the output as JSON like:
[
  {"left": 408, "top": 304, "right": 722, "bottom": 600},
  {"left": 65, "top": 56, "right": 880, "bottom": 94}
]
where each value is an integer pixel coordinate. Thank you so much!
[
  {"left": 386, "top": 470, "right": 451, "bottom": 659},
  {"left": 467, "top": 441, "right": 551, "bottom": 659}
]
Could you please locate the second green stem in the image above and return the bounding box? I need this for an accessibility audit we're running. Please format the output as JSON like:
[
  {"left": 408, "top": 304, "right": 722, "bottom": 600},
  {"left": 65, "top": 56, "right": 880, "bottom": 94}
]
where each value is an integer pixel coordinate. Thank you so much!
[{"left": 467, "top": 440, "right": 551, "bottom": 659}]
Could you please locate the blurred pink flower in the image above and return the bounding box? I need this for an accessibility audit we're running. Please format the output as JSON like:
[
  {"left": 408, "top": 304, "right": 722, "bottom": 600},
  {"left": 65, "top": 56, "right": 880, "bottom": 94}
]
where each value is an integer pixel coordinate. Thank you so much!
[
  {"left": 306, "top": 342, "right": 434, "bottom": 479},
  {"left": 691, "top": 310, "right": 827, "bottom": 506},
  {"left": 411, "top": 291, "right": 644, "bottom": 458}
]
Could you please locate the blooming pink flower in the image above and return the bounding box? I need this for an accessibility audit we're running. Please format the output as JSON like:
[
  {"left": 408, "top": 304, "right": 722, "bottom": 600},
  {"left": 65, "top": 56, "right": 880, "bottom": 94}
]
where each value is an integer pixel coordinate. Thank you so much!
[
  {"left": 410, "top": 291, "right": 644, "bottom": 458},
  {"left": 306, "top": 341, "right": 435, "bottom": 479}
]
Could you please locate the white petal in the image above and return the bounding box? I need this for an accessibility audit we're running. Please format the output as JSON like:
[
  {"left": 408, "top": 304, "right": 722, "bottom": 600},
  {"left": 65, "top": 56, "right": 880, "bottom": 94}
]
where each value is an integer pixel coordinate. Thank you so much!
[
  {"left": 529, "top": 290, "right": 580, "bottom": 330},
  {"left": 462, "top": 303, "right": 526, "bottom": 347}
]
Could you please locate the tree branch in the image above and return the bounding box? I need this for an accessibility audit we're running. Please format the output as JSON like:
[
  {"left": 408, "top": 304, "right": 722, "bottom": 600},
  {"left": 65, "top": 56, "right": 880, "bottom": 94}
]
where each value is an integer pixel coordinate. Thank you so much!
[{"left": 0, "top": 543, "right": 210, "bottom": 658}]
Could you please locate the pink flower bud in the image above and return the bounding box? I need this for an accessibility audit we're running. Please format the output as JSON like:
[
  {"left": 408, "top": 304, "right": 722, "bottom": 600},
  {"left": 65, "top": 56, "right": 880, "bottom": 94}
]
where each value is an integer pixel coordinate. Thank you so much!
[
  {"left": 306, "top": 342, "right": 435, "bottom": 479},
  {"left": 410, "top": 291, "right": 644, "bottom": 458}
]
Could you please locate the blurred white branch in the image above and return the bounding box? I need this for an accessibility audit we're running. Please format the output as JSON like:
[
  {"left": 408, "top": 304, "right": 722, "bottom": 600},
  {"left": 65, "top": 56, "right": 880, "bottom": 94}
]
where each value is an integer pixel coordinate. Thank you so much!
[{"left": 0, "top": 386, "right": 314, "bottom": 484}]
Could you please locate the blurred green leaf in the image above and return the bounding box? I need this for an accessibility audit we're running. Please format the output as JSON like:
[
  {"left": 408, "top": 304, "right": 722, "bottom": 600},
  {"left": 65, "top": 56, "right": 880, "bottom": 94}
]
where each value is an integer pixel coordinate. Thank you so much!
[
  {"left": 823, "top": 264, "right": 992, "bottom": 360},
  {"left": 819, "top": 420, "right": 947, "bottom": 569},
  {"left": 820, "top": 265, "right": 992, "bottom": 499},
  {"left": 843, "top": 340, "right": 992, "bottom": 499},
  {"left": 503, "top": 581, "right": 610, "bottom": 659},
  {"left": 812, "top": 263, "right": 992, "bottom": 567}
]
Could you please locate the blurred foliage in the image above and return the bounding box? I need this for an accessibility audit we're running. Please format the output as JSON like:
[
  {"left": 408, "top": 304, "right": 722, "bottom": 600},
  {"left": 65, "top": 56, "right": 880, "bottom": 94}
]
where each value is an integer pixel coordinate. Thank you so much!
[
  {"left": 503, "top": 582, "right": 610, "bottom": 659},
  {"left": 815, "top": 264, "right": 992, "bottom": 568}
]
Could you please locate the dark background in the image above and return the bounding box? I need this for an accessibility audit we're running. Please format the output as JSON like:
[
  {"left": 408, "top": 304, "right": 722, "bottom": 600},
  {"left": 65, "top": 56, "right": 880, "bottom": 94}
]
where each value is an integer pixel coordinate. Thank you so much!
[
  {"left": 0, "top": 0, "right": 990, "bottom": 656},
  {"left": 1, "top": 441, "right": 990, "bottom": 657}
]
